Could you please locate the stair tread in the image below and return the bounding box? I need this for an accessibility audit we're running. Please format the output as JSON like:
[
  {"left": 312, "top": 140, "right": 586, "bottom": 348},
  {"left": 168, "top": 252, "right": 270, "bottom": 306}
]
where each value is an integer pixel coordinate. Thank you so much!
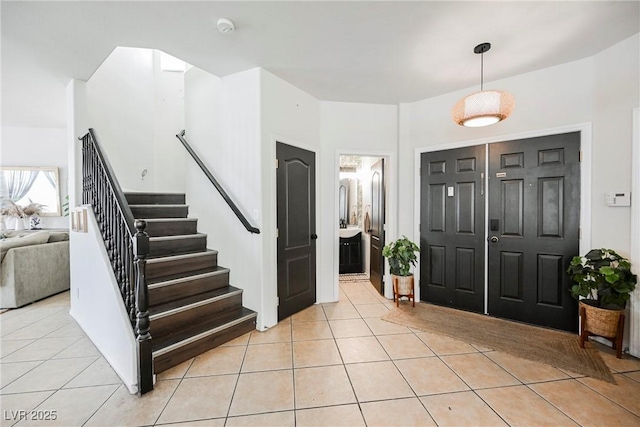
[
  {"left": 148, "top": 265, "right": 229, "bottom": 286},
  {"left": 148, "top": 249, "right": 210, "bottom": 259},
  {"left": 129, "top": 203, "right": 189, "bottom": 209},
  {"left": 149, "top": 233, "right": 206, "bottom": 241},
  {"left": 147, "top": 248, "right": 217, "bottom": 261},
  {"left": 141, "top": 218, "right": 197, "bottom": 223},
  {"left": 125, "top": 192, "right": 185, "bottom": 195},
  {"left": 148, "top": 249, "right": 218, "bottom": 262},
  {"left": 153, "top": 307, "right": 256, "bottom": 353},
  {"left": 149, "top": 285, "right": 242, "bottom": 317}
]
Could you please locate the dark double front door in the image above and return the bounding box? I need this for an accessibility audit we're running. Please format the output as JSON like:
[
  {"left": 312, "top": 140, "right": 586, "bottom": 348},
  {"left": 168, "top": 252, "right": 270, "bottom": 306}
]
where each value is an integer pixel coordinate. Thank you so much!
[
  {"left": 420, "top": 145, "right": 486, "bottom": 313},
  {"left": 420, "top": 132, "right": 580, "bottom": 332}
]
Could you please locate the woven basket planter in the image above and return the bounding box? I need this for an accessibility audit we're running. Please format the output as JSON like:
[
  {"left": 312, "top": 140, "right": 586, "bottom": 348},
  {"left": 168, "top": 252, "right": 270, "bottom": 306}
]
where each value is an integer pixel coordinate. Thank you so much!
[
  {"left": 580, "top": 301, "right": 623, "bottom": 338},
  {"left": 393, "top": 275, "right": 414, "bottom": 295}
]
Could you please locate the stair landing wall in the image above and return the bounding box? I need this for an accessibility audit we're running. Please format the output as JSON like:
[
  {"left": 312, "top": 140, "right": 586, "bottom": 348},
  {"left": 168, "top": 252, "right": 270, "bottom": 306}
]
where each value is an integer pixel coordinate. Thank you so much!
[{"left": 68, "top": 206, "right": 138, "bottom": 394}]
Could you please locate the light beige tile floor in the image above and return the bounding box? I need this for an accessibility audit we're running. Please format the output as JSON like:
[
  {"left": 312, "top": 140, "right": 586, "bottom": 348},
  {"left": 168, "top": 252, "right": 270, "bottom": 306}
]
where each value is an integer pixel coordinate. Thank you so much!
[{"left": 2, "top": 281, "right": 640, "bottom": 426}]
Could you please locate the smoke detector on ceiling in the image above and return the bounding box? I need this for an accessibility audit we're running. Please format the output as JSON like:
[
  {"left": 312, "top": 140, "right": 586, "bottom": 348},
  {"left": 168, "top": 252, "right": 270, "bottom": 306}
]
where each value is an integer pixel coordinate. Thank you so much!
[{"left": 217, "top": 18, "right": 235, "bottom": 34}]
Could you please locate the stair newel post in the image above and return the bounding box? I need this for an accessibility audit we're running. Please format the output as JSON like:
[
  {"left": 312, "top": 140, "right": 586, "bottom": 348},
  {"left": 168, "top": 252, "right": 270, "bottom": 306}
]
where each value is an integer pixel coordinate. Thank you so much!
[{"left": 133, "top": 219, "right": 153, "bottom": 395}]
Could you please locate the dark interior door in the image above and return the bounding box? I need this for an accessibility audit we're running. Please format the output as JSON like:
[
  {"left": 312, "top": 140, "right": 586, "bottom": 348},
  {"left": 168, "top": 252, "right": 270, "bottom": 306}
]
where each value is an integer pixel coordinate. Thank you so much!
[
  {"left": 420, "top": 145, "right": 486, "bottom": 313},
  {"left": 488, "top": 132, "right": 580, "bottom": 332},
  {"left": 277, "top": 142, "right": 316, "bottom": 320},
  {"left": 369, "top": 159, "right": 385, "bottom": 294}
]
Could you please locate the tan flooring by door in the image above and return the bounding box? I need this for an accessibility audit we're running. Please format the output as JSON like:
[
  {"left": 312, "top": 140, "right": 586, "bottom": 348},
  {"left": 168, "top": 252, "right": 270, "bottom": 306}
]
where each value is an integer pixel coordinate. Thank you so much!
[{"left": 1, "top": 283, "right": 640, "bottom": 426}]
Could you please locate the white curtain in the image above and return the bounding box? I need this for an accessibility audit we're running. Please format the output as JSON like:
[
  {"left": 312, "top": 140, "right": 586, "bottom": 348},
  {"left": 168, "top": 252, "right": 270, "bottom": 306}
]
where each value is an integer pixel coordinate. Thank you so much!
[
  {"left": 3, "top": 170, "right": 39, "bottom": 201},
  {"left": 42, "top": 170, "right": 56, "bottom": 189}
]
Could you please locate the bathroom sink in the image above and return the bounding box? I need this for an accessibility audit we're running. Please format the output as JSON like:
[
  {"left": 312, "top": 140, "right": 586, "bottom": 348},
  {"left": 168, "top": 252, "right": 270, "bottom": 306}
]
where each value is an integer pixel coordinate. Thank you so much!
[{"left": 339, "top": 228, "right": 361, "bottom": 239}]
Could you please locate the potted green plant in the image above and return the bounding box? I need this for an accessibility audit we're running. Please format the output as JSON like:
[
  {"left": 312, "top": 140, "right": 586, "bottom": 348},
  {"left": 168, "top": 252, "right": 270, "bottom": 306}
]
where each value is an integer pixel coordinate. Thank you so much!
[
  {"left": 382, "top": 236, "right": 420, "bottom": 305},
  {"left": 567, "top": 248, "right": 637, "bottom": 357}
]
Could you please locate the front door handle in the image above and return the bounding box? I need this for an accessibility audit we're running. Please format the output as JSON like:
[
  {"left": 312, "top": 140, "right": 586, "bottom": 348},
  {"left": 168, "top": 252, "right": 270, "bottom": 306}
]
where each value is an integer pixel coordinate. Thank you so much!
[
  {"left": 489, "top": 236, "right": 499, "bottom": 243},
  {"left": 311, "top": 233, "right": 318, "bottom": 240}
]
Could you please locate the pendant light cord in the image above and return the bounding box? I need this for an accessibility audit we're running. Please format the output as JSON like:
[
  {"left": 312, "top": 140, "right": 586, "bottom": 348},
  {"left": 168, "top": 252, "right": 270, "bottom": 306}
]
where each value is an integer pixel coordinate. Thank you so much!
[{"left": 480, "top": 51, "right": 484, "bottom": 91}]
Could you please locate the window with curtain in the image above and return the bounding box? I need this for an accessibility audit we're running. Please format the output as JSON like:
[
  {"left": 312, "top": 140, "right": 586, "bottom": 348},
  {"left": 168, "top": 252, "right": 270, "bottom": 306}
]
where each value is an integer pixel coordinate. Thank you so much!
[{"left": 0, "top": 167, "right": 61, "bottom": 215}]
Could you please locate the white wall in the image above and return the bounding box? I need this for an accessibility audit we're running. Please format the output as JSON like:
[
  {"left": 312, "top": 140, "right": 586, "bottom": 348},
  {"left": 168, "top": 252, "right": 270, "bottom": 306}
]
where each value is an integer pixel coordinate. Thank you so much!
[
  {"left": 86, "top": 47, "right": 186, "bottom": 193},
  {"left": 260, "top": 69, "right": 321, "bottom": 324},
  {"left": 591, "top": 34, "right": 639, "bottom": 253},
  {"left": 1, "top": 126, "right": 69, "bottom": 229},
  {"left": 67, "top": 80, "right": 88, "bottom": 210},
  {"left": 69, "top": 207, "right": 137, "bottom": 394},
  {"left": 592, "top": 34, "right": 640, "bottom": 355},
  {"left": 184, "top": 67, "right": 266, "bottom": 327},
  {"left": 152, "top": 52, "right": 187, "bottom": 193},
  {"left": 320, "top": 102, "right": 398, "bottom": 299}
]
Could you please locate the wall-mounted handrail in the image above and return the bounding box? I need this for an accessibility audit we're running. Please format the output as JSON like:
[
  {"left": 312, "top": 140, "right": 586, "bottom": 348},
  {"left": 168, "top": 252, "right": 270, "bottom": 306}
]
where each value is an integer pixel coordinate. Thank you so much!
[
  {"left": 176, "top": 130, "right": 260, "bottom": 234},
  {"left": 80, "top": 128, "right": 153, "bottom": 395}
]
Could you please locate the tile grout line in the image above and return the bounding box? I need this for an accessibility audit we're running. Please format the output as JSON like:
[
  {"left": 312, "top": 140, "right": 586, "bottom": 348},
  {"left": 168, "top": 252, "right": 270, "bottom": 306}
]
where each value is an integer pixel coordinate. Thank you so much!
[
  {"left": 222, "top": 339, "right": 250, "bottom": 425},
  {"left": 1, "top": 322, "right": 89, "bottom": 392},
  {"left": 327, "top": 283, "right": 368, "bottom": 426},
  {"left": 152, "top": 356, "right": 195, "bottom": 426},
  {"left": 1, "top": 306, "right": 72, "bottom": 341},
  {"left": 572, "top": 374, "right": 640, "bottom": 418},
  {"left": 288, "top": 316, "right": 297, "bottom": 424},
  {"left": 422, "top": 331, "right": 521, "bottom": 425},
  {"left": 524, "top": 379, "right": 588, "bottom": 426},
  {"left": 78, "top": 383, "right": 121, "bottom": 426}
]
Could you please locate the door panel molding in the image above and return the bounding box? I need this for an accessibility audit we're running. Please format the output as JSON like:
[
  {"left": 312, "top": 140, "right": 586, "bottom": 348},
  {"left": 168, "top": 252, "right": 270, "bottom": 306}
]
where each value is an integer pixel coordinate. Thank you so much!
[{"left": 413, "top": 122, "right": 592, "bottom": 304}]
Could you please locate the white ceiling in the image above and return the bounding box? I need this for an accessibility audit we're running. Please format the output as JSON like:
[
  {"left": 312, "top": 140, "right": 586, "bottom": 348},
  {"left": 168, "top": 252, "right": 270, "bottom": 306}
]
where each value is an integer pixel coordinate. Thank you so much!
[{"left": 2, "top": 1, "right": 639, "bottom": 128}]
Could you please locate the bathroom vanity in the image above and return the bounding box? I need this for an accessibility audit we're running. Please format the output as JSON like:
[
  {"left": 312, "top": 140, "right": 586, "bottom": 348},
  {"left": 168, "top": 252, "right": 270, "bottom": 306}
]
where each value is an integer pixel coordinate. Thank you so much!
[{"left": 339, "top": 229, "right": 362, "bottom": 274}]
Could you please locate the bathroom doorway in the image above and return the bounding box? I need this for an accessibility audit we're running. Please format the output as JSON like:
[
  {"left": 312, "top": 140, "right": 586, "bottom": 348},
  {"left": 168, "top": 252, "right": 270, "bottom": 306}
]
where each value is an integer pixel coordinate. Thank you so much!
[{"left": 338, "top": 155, "right": 385, "bottom": 293}]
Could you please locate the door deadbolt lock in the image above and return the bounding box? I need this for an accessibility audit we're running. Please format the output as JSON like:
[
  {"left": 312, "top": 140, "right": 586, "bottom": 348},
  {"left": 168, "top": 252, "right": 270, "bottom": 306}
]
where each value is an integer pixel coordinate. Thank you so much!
[{"left": 489, "top": 236, "right": 499, "bottom": 243}]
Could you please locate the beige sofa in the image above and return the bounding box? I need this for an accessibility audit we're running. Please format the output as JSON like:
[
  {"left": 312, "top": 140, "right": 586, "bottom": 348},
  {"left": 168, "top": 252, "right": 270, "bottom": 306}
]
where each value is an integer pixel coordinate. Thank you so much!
[{"left": 0, "top": 230, "right": 70, "bottom": 308}]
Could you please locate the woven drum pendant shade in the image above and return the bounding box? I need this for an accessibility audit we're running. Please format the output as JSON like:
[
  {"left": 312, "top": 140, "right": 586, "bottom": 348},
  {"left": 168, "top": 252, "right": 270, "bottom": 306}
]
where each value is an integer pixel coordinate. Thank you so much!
[
  {"left": 452, "top": 90, "right": 515, "bottom": 127},
  {"left": 452, "top": 42, "right": 515, "bottom": 127}
]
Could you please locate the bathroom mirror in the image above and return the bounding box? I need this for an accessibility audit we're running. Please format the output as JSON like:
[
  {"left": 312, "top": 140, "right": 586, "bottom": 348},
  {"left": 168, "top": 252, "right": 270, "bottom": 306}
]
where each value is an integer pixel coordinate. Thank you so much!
[
  {"left": 0, "top": 167, "right": 62, "bottom": 216},
  {"left": 339, "top": 179, "right": 349, "bottom": 225}
]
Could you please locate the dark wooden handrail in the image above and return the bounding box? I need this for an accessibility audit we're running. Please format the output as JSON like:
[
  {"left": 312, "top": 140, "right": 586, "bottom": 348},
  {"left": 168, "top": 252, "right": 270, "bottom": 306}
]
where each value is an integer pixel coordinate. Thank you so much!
[
  {"left": 80, "top": 129, "right": 153, "bottom": 395},
  {"left": 176, "top": 130, "right": 260, "bottom": 234}
]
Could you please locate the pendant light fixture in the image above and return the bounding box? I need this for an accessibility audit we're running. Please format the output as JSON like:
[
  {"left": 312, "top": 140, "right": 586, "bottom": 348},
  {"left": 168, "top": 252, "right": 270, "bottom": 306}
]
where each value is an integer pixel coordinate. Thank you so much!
[{"left": 452, "top": 42, "right": 515, "bottom": 127}]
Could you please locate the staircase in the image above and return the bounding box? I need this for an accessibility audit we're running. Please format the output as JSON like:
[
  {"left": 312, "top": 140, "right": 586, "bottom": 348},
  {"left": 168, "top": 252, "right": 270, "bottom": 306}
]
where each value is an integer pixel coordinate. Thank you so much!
[{"left": 125, "top": 191, "right": 257, "bottom": 374}]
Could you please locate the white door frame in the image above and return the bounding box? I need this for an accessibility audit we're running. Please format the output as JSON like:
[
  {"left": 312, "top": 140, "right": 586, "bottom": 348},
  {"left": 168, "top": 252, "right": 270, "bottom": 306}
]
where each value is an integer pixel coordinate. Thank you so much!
[
  {"left": 334, "top": 149, "right": 397, "bottom": 301},
  {"left": 630, "top": 108, "right": 640, "bottom": 357},
  {"left": 413, "top": 122, "right": 593, "bottom": 310}
]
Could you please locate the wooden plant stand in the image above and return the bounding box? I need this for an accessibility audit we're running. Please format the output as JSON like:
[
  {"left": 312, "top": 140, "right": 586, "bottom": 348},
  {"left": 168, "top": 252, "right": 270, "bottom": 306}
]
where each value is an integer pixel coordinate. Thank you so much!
[
  {"left": 392, "top": 275, "right": 415, "bottom": 307},
  {"left": 579, "top": 303, "right": 625, "bottom": 359}
]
